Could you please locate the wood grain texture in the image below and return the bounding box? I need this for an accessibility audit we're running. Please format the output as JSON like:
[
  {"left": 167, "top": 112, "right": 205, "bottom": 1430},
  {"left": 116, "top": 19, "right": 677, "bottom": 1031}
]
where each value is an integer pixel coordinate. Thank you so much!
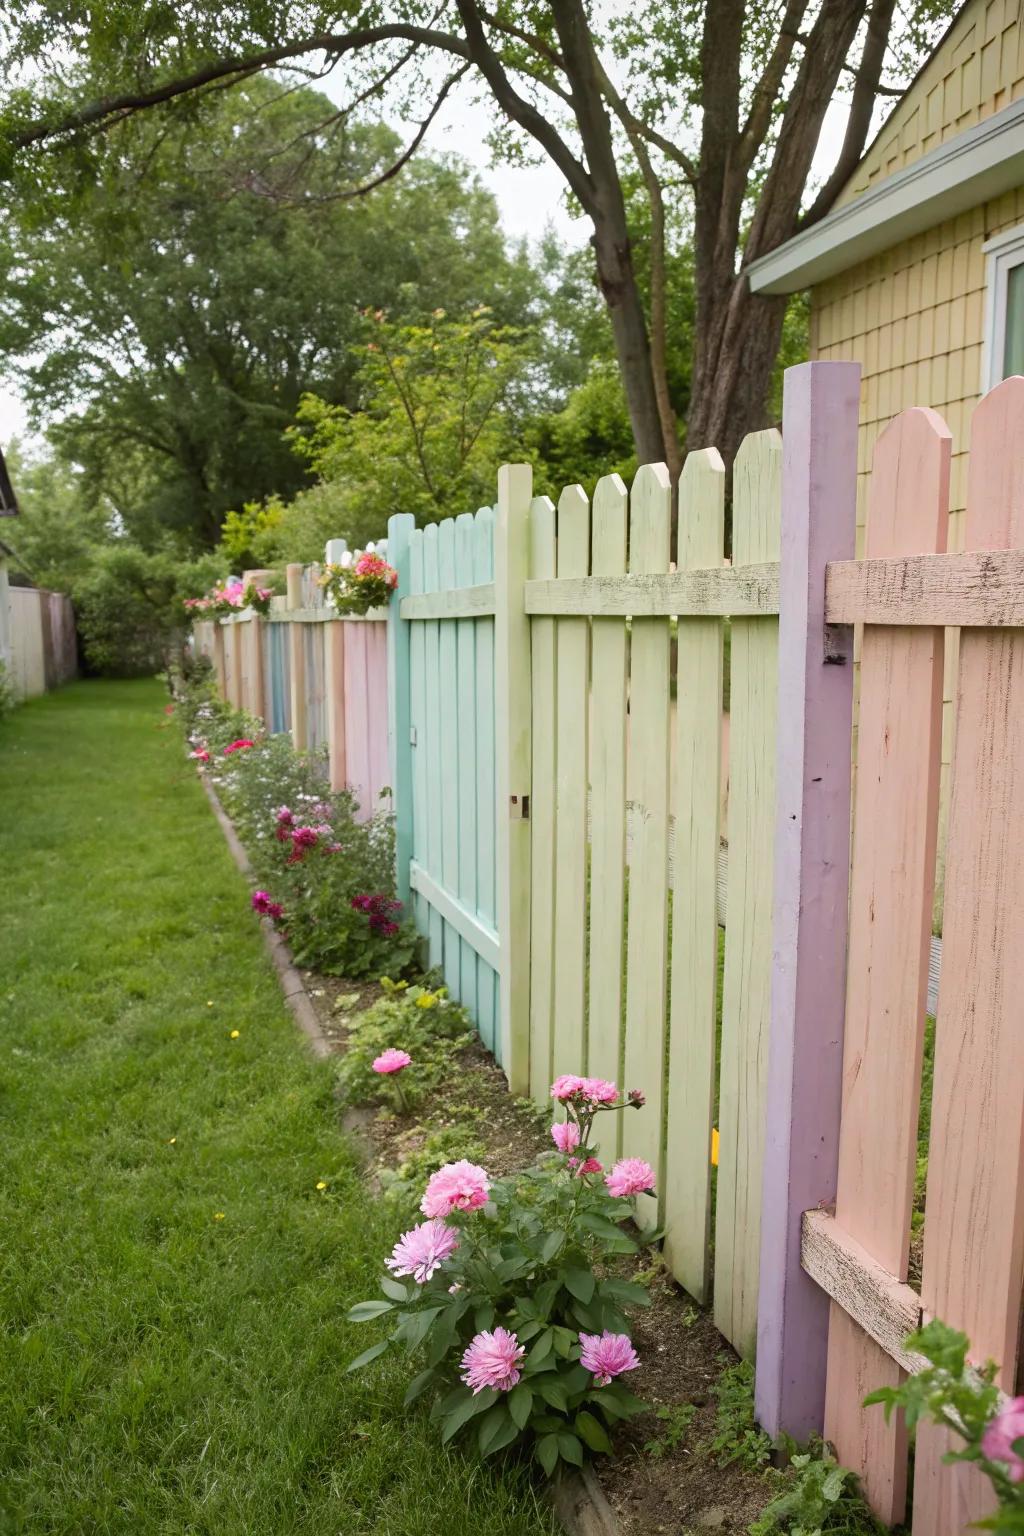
[
  {"left": 825, "top": 406, "right": 950, "bottom": 1524},
  {"left": 802, "top": 1211, "right": 923, "bottom": 1372},
  {"left": 386, "top": 514, "right": 415, "bottom": 905},
  {"left": 825, "top": 547, "right": 1024, "bottom": 626},
  {"left": 495, "top": 464, "right": 533, "bottom": 1089},
  {"left": 524, "top": 563, "right": 778, "bottom": 617},
  {"left": 455, "top": 513, "right": 480, "bottom": 1023},
  {"left": 437, "top": 519, "right": 461, "bottom": 997},
  {"left": 473, "top": 507, "right": 498, "bottom": 1054},
  {"left": 663, "top": 447, "right": 725, "bottom": 1304},
  {"left": 408, "top": 531, "right": 430, "bottom": 954},
  {"left": 325, "top": 619, "right": 348, "bottom": 793},
  {"left": 755, "top": 362, "right": 859, "bottom": 1444},
  {"left": 528, "top": 495, "right": 557, "bottom": 1104},
  {"left": 400, "top": 583, "right": 496, "bottom": 620},
  {"left": 621, "top": 462, "right": 672, "bottom": 1231},
  {"left": 286, "top": 563, "right": 308, "bottom": 752},
  {"left": 916, "top": 376, "right": 1024, "bottom": 1535},
  {"left": 553, "top": 485, "right": 591, "bottom": 1076},
  {"left": 421, "top": 525, "right": 444, "bottom": 970},
  {"left": 586, "top": 475, "right": 628, "bottom": 1139},
  {"left": 714, "top": 429, "right": 782, "bottom": 1356}
]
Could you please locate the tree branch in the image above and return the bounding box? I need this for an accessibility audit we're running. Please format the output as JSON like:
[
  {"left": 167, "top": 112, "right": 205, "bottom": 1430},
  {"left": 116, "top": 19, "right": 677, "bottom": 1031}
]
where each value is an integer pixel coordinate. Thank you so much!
[
  {"left": 801, "top": 0, "right": 897, "bottom": 226},
  {"left": 737, "top": 1, "right": 809, "bottom": 174}
]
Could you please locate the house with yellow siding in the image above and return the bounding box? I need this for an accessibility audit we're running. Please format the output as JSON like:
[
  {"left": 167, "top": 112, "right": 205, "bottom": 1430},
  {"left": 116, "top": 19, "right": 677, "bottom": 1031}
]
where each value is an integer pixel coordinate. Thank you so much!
[{"left": 748, "top": 0, "right": 1024, "bottom": 911}]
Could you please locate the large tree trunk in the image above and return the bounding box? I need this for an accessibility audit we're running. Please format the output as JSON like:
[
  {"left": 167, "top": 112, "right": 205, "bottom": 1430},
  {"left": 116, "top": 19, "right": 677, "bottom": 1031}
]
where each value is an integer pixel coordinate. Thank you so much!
[
  {"left": 590, "top": 216, "right": 667, "bottom": 467},
  {"left": 686, "top": 278, "right": 788, "bottom": 466}
]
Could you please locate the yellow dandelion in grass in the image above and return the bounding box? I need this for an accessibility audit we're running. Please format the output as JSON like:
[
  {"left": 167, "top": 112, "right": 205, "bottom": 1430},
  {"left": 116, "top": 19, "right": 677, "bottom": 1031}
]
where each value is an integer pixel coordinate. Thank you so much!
[
  {"left": 230, "top": 1030, "right": 240, "bottom": 1039},
  {"left": 214, "top": 1212, "right": 225, "bottom": 1221},
  {"left": 207, "top": 1001, "right": 214, "bottom": 1008},
  {"left": 316, "top": 1181, "right": 328, "bottom": 1192},
  {"left": 168, "top": 1136, "right": 177, "bottom": 1145}
]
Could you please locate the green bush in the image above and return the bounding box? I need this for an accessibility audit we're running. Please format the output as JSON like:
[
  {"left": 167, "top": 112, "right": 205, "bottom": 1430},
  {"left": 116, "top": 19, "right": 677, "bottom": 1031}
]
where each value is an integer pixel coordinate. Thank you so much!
[
  {"left": 338, "top": 979, "right": 474, "bottom": 1113},
  {"left": 749, "top": 1448, "right": 884, "bottom": 1535}
]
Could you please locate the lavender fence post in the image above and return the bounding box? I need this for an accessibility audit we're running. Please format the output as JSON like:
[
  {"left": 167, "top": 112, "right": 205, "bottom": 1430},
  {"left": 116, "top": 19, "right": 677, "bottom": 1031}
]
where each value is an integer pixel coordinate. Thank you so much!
[{"left": 754, "top": 361, "right": 859, "bottom": 1442}]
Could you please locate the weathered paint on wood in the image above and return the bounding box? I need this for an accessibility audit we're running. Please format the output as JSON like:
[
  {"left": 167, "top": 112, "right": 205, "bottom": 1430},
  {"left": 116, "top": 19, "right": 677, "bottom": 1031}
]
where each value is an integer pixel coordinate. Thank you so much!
[
  {"left": 663, "top": 447, "right": 725, "bottom": 1303},
  {"left": 824, "top": 406, "right": 950, "bottom": 1524},
  {"left": 524, "top": 563, "right": 778, "bottom": 617},
  {"left": 408, "top": 529, "right": 430, "bottom": 949},
  {"left": 286, "top": 563, "right": 308, "bottom": 752},
  {"left": 473, "top": 506, "right": 498, "bottom": 1054},
  {"left": 825, "top": 546, "right": 1024, "bottom": 627},
  {"left": 755, "top": 361, "right": 859, "bottom": 1443},
  {"left": 386, "top": 514, "right": 415, "bottom": 904},
  {"left": 553, "top": 485, "right": 591, "bottom": 1076},
  {"left": 437, "top": 519, "right": 462, "bottom": 997},
  {"left": 801, "top": 1212, "right": 923, "bottom": 1374},
  {"left": 400, "top": 583, "right": 496, "bottom": 620},
  {"left": 714, "top": 429, "right": 782, "bottom": 1357},
  {"left": 915, "top": 376, "right": 1024, "bottom": 1535},
  {"left": 456, "top": 513, "right": 480, "bottom": 1022},
  {"left": 621, "top": 462, "right": 672, "bottom": 1231},
  {"left": 495, "top": 465, "right": 533, "bottom": 1090},
  {"left": 528, "top": 495, "right": 557, "bottom": 1104},
  {"left": 586, "top": 474, "right": 628, "bottom": 1139},
  {"left": 421, "top": 525, "right": 445, "bottom": 970}
]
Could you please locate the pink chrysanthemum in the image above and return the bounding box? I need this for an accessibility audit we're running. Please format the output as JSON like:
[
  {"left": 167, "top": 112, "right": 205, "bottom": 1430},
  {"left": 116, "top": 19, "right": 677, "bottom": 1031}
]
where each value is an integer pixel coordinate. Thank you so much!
[
  {"left": 421, "top": 1160, "right": 490, "bottom": 1219},
  {"left": 386, "top": 1219, "right": 459, "bottom": 1284},
  {"left": 460, "top": 1327, "right": 525, "bottom": 1395},
  {"left": 223, "top": 738, "right": 255, "bottom": 754},
  {"left": 291, "top": 826, "right": 319, "bottom": 851},
  {"left": 190, "top": 748, "right": 210, "bottom": 763},
  {"left": 580, "top": 1076, "right": 618, "bottom": 1104},
  {"left": 551, "top": 1121, "right": 581, "bottom": 1154},
  {"left": 251, "top": 890, "right": 274, "bottom": 914},
  {"left": 605, "top": 1157, "right": 657, "bottom": 1198},
  {"left": 982, "top": 1397, "right": 1024, "bottom": 1482},
  {"left": 579, "top": 1330, "right": 640, "bottom": 1387},
  {"left": 372, "top": 1048, "right": 412, "bottom": 1074},
  {"left": 550, "top": 1074, "right": 586, "bottom": 1101},
  {"left": 569, "top": 1157, "right": 603, "bottom": 1177}
]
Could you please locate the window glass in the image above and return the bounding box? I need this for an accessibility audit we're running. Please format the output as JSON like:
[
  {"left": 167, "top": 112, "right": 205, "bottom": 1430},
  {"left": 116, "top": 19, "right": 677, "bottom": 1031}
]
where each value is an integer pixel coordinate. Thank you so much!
[{"left": 1004, "top": 259, "right": 1024, "bottom": 378}]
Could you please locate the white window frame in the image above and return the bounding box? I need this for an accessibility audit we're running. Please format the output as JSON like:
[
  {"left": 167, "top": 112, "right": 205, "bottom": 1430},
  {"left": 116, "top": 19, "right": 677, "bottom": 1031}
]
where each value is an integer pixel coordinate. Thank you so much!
[{"left": 982, "top": 221, "right": 1024, "bottom": 391}]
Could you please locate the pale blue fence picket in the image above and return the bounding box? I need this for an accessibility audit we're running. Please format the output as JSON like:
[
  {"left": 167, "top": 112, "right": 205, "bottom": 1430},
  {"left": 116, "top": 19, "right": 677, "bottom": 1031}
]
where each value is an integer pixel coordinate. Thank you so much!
[{"left": 266, "top": 622, "right": 291, "bottom": 734}]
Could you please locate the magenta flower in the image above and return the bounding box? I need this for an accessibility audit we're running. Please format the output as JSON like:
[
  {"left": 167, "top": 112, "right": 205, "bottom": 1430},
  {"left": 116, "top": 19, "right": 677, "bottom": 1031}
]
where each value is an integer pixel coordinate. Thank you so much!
[
  {"left": 551, "top": 1121, "right": 581, "bottom": 1154},
  {"left": 550, "top": 1074, "right": 586, "bottom": 1101},
  {"left": 223, "top": 738, "right": 255, "bottom": 755},
  {"left": 291, "top": 826, "right": 319, "bottom": 851},
  {"left": 190, "top": 748, "right": 210, "bottom": 763},
  {"left": 266, "top": 901, "right": 284, "bottom": 921},
  {"left": 251, "top": 890, "right": 273, "bottom": 914},
  {"left": 460, "top": 1327, "right": 525, "bottom": 1394},
  {"left": 605, "top": 1157, "right": 657, "bottom": 1198},
  {"left": 372, "top": 1048, "right": 412, "bottom": 1075},
  {"left": 421, "top": 1160, "right": 490, "bottom": 1219},
  {"left": 628, "top": 1088, "right": 646, "bottom": 1108},
  {"left": 982, "top": 1397, "right": 1024, "bottom": 1482},
  {"left": 386, "top": 1219, "right": 459, "bottom": 1284},
  {"left": 581, "top": 1077, "right": 618, "bottom": 1104},
  {"left": 570, "top": 1157, "right": 603, "bottom": 1177},
  {"left": 579, "top": 1330, "right": 640, "bottom": 1387}
]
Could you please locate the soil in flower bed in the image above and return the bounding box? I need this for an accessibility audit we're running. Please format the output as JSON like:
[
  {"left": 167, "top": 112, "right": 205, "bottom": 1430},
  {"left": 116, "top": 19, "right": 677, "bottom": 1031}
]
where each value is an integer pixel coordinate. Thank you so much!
[{"left": 303, "top": 969, "right": 785, "bottom": 1534}]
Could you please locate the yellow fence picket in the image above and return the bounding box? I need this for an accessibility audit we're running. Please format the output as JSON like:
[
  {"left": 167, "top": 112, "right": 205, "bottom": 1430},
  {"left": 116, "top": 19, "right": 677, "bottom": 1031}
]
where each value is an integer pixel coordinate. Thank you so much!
[
  {"left": 663, "top": 448, "right": 725, "bottom": 1302},
  {"left": 714, "top": 430, "right": 782, "bottom": 1356},
  {"left": 528, "top": 496, "right": 557, "bottom": 1105},
  {"left": 621, "top": 463, "right": 672, "bottom": 1228}
]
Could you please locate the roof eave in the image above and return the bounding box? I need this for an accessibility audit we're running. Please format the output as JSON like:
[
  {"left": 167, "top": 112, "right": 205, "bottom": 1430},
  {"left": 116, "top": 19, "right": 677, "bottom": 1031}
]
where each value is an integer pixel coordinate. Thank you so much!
[{"left": 748, "top": 95, "right": 1024, "bottom": 296}]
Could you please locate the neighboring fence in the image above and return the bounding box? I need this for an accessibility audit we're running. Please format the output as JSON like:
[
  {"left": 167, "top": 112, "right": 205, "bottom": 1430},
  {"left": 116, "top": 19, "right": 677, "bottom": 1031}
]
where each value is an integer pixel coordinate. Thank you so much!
[
  {"left": 198, "top": 362, "right": 1024, "bottom": 1532},
  {"left": 2, "top": 580, "right": 76, "bottom": 700}
]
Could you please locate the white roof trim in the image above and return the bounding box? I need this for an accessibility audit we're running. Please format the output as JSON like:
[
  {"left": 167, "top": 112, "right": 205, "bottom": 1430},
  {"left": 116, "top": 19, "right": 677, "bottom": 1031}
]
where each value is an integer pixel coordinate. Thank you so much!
[{"left": 747, "top": 96, "right": 1024, "bottom": 295}]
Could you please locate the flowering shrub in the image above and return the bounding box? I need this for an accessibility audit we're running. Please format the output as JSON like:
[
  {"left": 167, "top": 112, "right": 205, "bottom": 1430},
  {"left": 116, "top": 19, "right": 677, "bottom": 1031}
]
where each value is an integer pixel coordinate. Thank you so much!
[
  {"left": 184, "top": 577, "right": 274, "bottom": 621},
  {"left": 347, "top": 1078, "right": 652, "bottom": 1474},
  {"left": 866, "top": 1320, "right": 1024, "bottom": 1527},
  {"left": 177, "top": 675, "right": 416, "bottom": 978},
  {"left": 321, "top": 551, "right": 398, "bottom": 616},
  {"left": 338, "top": 978, "right": 473, "bottom": 1112}
]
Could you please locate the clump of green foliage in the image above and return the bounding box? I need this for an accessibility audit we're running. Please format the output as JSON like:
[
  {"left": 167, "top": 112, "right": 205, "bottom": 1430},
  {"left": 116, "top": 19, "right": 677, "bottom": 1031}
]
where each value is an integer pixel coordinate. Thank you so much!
[
  {"left": 708, "top": 1359, "right": 773, "bottom": 1470},
  {"left": 749, "top": 1448, "right": 885, "bottom": 1536},
  {"left": 643, "top": 1403, "right": 697, "bottom": 1460},
  {"left": 338, "top": 978, "right": 474, "bottom": 1113}
]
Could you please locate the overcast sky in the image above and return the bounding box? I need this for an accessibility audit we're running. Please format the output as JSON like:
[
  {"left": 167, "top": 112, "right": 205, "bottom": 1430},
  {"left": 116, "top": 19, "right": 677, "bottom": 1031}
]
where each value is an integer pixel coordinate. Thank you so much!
[{"left": 0, "top": 79, "right": 854, "bottom": 449}]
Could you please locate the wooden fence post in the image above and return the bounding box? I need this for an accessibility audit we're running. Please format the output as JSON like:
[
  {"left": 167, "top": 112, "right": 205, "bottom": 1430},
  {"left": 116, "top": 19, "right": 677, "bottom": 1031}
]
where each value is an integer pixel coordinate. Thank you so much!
[
  {"left": 754, "top": 361, "right": 859, "bottom": 1442},
  {"left": 286, "top": 562, "right": 307, "bottom": 752},
  {"left": 387, "top": 514, "right": 415, "bottom": 906},
  {"left": 495, "top": 464, "right": 533, "bottom": 1095},
  {"left": 323, "top": 540, "right": 348, "bottom": 794}
]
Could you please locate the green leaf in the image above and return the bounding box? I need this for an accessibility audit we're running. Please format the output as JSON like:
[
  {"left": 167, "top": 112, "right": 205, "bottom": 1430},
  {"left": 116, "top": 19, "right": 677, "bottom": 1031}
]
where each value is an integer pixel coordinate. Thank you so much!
[
  {"left": 397, "top": 1305, "right": 444, "bottom": 1352},
  {"left": 599, "top": 1278, "right": 650, "bottom": 1307},
  {"left": 441, "top": 1387, "right": 499, "bottom": 1443},
  {"left": 560, "top": 1363, "right": 592, "bottom": 1395},
  {"left": 508, "top": 1382, "right": 533, "bottom": 1430},
  {"left": 524, "top": 1328, "right": 555, "bottom": 1371},
  {"left": 478, "top": 1403, "right": 515, "bottom": 1456},
  {"left": 474, "top": 1302, "right": 495, "bottom": 1332},
  {"left": 535, "top": 1433, "right": 560, "bottom": 1477},
  {"left": 557, "top": 1431, "right": 584, "bottom": 1467},
  {"left": 537, "top": 1378, "right": 570, "bottom": 1412},
  {"left": 564, "top": 1268, "right": 595, "bottom": 1303},
  {"left": 575, "top": 1411, "right": 613, "bottom": 1453},
  {"left": 403, "top": 1368, "right": 436, "bottom": 1407},
  {"left": 540, "top": 1230, "right": 564, "bottom": 1262},
  {"left": 380, "top": 1276, "right": 411, "bottom": 1302},
  {"left": 345, "top": 1340, "right": 390, "bottom": 1373},
  {"left": 347, "top": 1299, "right": 395, "bottom": 1322},
  {"left": 578, "top": 1212, "right": 628, "bottom": 1242},
  {"left": 534, "top": 1278, "right": 560, "bottom": 1317}
]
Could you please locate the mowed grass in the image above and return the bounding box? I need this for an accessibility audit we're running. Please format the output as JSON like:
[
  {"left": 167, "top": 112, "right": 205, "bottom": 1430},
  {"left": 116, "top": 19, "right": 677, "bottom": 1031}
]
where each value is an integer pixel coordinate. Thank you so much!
[{"left": 0, "top": 679, "right": 554, "bottom": 1536}]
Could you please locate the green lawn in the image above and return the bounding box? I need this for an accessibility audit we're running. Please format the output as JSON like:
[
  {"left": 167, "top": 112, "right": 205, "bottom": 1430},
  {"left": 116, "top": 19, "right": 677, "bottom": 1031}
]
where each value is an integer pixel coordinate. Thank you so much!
[{"left": 0, "top": 679, "right": 553, "bottom": 1536}]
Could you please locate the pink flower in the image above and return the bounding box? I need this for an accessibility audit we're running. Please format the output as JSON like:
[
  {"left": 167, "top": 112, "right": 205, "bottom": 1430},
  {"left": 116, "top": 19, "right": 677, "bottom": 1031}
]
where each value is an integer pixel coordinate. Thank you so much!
[
  {"left": 251, "top": 890, "right": 273, "bottom": 914},
  {"left": 551, "top": 1121, "right": 581, "bottom": 1154},
  {"left": 275, "top": 806, "right": 294, "bottom": 827},
  {"left": 581, "top": 1077, "right": 618, "bottom": 1104},
  {"left": 164, "top": 703, "right": 175, "bottom": 715},
  {"left": 605, "top": 1157, "right": 657, "bottom": 1198},
  {"left": 421, "top": 1160, "right": 490, "bottom": 1219},
  {"left": 579, "top": 1330, "right": 640, "bottom": 1387},
  {"left": 550, "top": 1074, "right": 586, "bottom": 1101},
  {"left": 372, "top": 1048, "right": 412, "bottom": 1074},
  {"left": 386, "top": 1219, "right": 459, "bottom": 1284},
  {"left": 982, "top": 1397, "right": 1024, "bottom": 1482},
  {"left": 190, "top": 748, "right": 210, "bottom": 763},
  {"left": 628, "top": 1088, "right": 646, "bottom": 1108},
  {"left": 292, "top": 826, "right": 319, "bottom": 851},
  {"left": 266, "top": 901, "right": 284, "bottom": 921},
  {"left": 460, "top": 1327, "right": 525, "bottom": 1394},
  {"left": 223, "top": 738, "right": 255, "bottom": 755},
  {"left": 570, "top": 1157, "right": 603, "bottom": 1177}
]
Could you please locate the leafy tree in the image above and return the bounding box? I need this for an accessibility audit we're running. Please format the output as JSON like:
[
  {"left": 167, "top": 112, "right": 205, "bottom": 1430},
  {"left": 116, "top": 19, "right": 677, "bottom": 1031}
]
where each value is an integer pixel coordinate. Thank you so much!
[
  {"left": 1, "top": 1, "right": 949, "bottom": 472},
  {"left": 0, "top": 76, "right": 538, "bottom": 547}
]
